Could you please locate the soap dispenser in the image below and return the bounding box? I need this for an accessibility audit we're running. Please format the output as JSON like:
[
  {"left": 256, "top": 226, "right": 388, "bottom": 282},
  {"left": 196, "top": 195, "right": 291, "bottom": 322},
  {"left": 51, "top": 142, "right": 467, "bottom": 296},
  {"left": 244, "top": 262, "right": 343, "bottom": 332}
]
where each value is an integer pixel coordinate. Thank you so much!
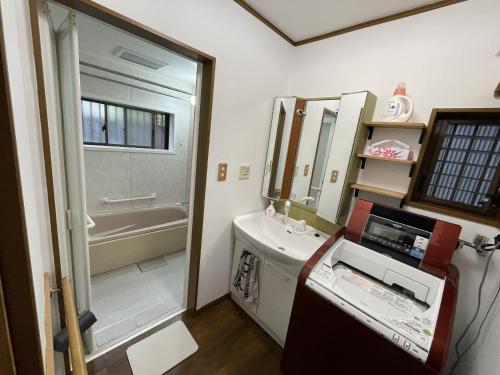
[{"left": 265, "top": 200, "right": 276, "bottom": 216}]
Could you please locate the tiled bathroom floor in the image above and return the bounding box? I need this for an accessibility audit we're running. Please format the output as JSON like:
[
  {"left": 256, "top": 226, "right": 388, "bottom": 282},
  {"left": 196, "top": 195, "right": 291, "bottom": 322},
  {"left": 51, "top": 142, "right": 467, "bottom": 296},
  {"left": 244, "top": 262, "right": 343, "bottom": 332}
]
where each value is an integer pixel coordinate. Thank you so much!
[{"left": 90, "top": 250, "right": 185, "bottom": 349}]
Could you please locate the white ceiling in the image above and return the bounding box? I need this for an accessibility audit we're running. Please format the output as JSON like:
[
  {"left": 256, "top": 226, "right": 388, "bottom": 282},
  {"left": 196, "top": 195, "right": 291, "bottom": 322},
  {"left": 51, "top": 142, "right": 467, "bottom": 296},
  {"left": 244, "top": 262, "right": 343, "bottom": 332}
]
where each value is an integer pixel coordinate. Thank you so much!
[
  {"left": 244, "top": 0, "right": 443, "bottom": 41},
  {"left": 48, "top": 2, "right": 198, "bottom": 89}
]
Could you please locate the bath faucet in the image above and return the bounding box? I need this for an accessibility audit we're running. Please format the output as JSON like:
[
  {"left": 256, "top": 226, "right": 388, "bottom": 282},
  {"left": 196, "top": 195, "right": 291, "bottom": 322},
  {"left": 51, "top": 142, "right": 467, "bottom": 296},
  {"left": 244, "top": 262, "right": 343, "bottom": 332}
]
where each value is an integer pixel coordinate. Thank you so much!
[{"left": 283, "top": 200, "right": 291, "bottom": 224}]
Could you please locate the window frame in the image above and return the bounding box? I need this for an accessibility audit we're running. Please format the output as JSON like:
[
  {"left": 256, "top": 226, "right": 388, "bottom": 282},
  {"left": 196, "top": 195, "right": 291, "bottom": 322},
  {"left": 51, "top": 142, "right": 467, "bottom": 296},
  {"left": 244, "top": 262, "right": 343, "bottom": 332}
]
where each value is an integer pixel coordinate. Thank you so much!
[
  {"left": 81, "top": 97, "right": 171, "bottom": 150},
  {"left": 407, "top": 108, "right": 500, "bottom": 228}
]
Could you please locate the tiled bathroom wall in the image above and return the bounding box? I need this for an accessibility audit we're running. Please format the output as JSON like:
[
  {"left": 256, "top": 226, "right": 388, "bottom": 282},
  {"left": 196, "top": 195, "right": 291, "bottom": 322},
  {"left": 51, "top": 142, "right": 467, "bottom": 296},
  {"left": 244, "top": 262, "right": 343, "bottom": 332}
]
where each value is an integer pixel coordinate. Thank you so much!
[
  {"left": 84, "top": 148, "right": 191, "bottom": 213},
  {"left": 81, "top": 57, "right": 195, "bottom": 214}
]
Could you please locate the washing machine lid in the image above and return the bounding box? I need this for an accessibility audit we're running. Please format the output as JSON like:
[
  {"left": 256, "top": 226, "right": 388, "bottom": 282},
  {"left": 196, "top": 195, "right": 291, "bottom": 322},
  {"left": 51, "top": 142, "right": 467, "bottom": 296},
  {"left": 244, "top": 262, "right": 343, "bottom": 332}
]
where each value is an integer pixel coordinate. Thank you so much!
[
  {"left": 331, "top": 263, "right": 428, "bottom": 318},
  {"left": 308, "top": 238, "right": 445, "bottom": 351}
]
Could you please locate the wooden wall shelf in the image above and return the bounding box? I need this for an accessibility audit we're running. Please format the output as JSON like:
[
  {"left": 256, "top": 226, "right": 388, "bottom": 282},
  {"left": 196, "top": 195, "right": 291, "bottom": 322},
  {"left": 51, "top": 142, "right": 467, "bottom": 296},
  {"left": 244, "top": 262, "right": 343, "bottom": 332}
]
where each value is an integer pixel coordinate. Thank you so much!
[
  {"left": 364, "top": 121, "right": 427, "bottom": 143},
  {"left": 357, "top": 154, "right": 416, "bottom": 165},
  {"left": 357, "top": 153, "right": 417, "bottom": 177},
  {"left": 354, "top": 121, "right": 426, "bottom": 207},
  {"left": 351, "top": 183, "right": 407, "bottom": 206},
  {"left": 364, "top": 121, "right": 427, "bottom": 129}
]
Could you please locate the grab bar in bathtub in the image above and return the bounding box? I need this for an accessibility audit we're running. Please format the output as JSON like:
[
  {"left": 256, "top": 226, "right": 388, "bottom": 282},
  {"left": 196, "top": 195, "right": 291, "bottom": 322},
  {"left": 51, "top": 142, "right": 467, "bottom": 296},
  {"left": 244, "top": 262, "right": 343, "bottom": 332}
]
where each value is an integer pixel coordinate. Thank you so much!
[
  {"left": 101, "top": 193, "right": 157, "bottom": 204},
  {"left": 86, "top": 215, "right": 96, "bottom": 229}
]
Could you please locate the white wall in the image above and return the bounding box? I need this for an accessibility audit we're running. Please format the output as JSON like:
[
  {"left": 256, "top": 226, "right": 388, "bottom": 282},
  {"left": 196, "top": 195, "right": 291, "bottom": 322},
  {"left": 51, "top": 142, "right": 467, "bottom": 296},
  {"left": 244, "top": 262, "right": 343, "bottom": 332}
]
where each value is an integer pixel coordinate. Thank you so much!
[
  {"left": 92, "top": 0, "right": 295, "bottom": 308},
  {"left": 0, "top": 0, "right": 58, "bottom": 370},
  {"left": 289, "top": 1, "right": 500, "bottom": 374}
]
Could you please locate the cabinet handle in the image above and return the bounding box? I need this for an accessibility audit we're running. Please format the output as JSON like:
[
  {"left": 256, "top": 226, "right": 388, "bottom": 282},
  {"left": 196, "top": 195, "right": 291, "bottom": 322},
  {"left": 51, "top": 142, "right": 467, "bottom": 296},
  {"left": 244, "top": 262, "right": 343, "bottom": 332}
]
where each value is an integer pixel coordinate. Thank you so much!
[{"left": 266, "top": 263, "right": 290, "bottom": 281}]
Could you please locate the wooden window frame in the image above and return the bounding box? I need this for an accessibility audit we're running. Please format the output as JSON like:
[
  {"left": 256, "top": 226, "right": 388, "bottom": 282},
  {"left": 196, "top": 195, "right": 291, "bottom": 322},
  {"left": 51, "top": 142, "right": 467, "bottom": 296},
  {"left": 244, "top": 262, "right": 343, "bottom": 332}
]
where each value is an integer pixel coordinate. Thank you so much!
[
  {"left": 81, "top": 97, "right": 171, "bottom": 150},
  {"left": 406, "top": 108, "right": 500, "bottom": 227}
]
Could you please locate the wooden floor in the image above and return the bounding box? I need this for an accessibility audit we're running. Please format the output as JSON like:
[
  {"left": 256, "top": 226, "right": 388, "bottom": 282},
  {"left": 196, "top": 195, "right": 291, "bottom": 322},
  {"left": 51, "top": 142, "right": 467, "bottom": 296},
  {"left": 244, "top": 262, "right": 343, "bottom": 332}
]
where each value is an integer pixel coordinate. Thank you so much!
[{"left": 87, "top": 297, "right": 283, "bottom": 374}]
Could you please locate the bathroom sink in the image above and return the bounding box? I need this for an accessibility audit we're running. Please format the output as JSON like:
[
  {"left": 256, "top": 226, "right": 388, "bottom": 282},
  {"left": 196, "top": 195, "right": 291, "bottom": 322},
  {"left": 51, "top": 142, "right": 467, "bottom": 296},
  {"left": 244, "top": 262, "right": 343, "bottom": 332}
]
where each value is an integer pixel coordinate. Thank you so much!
[{"left": 233, "top": 211, "right": 328, "bottom": 265}]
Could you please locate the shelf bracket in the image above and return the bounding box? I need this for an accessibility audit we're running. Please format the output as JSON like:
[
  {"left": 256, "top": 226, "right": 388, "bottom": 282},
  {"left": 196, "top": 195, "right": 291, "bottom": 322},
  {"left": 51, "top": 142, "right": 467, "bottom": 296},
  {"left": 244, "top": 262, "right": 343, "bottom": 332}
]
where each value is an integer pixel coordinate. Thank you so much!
[
  {"left": 367, "top": 126, "right": 374, "bottom": 140},
  {"left": 399, "top": 199, "right": 404, "bottom": 209},
  {"left": 354, "top": 188, "right": 359, "bottom": 197},
  {"left": 360, "top": 157, "right": 366, "bottom": 169},
  {"left": 409, "top": 164, "right": 416, "bottom": 178},
  {"left": 418, "top": 129, "right": 425, "bottom": 144}
]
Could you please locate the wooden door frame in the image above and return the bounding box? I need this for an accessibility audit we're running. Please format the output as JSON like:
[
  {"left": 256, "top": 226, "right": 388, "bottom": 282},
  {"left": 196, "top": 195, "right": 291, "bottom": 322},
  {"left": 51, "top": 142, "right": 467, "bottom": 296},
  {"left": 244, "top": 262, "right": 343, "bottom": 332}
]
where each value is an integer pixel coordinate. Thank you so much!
[
  {"left": 0, "top": 13, "right": 45, "bottom": 374},
  {"left": 28, "top": 0, "right": 215, "bottom": 314}
]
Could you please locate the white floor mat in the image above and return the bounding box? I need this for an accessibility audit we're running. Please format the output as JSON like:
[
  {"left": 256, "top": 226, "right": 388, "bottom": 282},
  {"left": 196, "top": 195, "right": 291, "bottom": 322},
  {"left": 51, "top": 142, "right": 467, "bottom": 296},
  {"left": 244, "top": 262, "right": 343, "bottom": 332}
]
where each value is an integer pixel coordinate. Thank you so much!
[{"left": 126, "top": 321, "right": 198, "bottom": 375}]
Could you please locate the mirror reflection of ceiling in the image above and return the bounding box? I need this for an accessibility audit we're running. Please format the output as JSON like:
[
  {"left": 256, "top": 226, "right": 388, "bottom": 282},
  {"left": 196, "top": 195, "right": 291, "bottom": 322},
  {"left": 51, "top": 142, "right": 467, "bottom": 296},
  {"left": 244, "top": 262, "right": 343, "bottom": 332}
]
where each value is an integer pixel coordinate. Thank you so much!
[
  {"left": 244, "top": 0, "right": 445, "bottom": 41},
  {"left": 47, "top": 2, "right": 198, "bottom": 92}
]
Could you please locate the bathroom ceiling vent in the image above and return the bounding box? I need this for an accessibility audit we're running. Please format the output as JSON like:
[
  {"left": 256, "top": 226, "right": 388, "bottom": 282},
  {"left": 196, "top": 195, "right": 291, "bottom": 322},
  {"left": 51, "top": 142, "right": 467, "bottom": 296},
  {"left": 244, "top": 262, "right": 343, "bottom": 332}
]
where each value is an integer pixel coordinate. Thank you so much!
[{"left": 114, "top": 47, "right": 169, "bottom": 70}]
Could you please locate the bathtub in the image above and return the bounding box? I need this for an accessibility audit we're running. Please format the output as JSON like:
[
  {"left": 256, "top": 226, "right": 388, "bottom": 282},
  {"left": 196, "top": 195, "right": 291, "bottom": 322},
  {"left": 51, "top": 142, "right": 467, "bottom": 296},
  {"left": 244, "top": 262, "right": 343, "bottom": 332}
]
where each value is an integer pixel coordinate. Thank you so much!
[{"left": 88, "top": 206, "right": 188, "bottom": 275}]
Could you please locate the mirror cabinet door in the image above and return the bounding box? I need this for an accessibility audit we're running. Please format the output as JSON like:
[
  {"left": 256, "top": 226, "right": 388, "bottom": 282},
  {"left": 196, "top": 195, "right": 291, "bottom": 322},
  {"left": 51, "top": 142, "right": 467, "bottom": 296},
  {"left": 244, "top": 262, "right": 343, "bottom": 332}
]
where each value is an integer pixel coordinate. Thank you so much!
[
  {"left": 262, "top": 97, "right": 297, "bottom": 199},
  {"left": 316, "top": 91, "right": 370, "bottom": 223},
  {"left": 289, "top": 99, "right": 340, "bottom": 208}
]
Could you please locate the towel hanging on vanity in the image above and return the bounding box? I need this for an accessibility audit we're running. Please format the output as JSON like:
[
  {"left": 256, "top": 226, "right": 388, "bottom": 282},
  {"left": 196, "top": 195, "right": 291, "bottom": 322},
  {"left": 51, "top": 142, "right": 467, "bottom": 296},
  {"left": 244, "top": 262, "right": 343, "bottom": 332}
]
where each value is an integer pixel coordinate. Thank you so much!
[{"left": 233, "top": 250, "right": 260, "bottom": 304}]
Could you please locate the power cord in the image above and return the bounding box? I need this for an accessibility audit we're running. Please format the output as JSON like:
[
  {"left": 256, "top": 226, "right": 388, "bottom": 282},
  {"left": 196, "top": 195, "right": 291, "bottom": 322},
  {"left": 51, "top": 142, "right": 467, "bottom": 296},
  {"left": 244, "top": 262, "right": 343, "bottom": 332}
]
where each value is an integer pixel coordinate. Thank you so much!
[{"left": 449, "top": 234, "right": 500, "bottom": 374}]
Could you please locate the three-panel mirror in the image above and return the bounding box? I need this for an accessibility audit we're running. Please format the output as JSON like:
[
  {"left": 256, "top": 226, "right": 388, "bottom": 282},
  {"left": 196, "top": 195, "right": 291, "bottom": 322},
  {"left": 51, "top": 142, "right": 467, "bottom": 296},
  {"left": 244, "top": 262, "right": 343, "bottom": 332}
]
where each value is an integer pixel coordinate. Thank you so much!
[
  {"left": 289, "top": 99, "right": 339, "bottom": 209},
  {"left": 262, "top": 92, "right": 376, "bottom": 224},
  {"left": 262, "top": 97, "right": 297, "bottom": 200}
]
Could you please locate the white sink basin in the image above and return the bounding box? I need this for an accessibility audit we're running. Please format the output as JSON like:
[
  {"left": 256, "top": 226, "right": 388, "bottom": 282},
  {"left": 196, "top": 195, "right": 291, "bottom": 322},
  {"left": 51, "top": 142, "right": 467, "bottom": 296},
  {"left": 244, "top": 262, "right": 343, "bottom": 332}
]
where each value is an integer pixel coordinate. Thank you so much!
[{"left": 233, "top": 211, "right": 328, "bottom": 265}]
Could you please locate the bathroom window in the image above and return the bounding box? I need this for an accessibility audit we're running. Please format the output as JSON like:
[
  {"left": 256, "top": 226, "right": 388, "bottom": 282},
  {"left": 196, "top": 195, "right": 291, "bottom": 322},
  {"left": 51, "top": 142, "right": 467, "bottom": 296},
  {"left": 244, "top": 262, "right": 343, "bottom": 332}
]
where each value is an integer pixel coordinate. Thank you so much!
[
  {"left": 409, "top": 110, "right": 500, "bottom": 225},
  {"left": 81, "top": 98, "right": 170, "bottom": 150}
]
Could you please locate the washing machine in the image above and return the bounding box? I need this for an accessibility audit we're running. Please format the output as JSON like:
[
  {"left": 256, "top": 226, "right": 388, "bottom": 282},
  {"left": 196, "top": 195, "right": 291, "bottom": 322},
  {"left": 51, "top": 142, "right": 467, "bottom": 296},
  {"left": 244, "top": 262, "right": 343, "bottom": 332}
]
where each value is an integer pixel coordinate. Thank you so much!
[{"left": 282, "top": 199, "right": 461, "bottom": 375}]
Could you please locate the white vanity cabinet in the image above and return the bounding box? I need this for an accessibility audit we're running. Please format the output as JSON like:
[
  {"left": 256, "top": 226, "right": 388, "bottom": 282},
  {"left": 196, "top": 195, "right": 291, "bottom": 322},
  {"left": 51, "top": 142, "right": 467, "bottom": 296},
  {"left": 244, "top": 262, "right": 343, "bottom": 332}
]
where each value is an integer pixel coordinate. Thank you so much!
[
  {"left": 257, "top": 260, "right": 297, "bottom": 342},
  {"left": 230, "top": 211, "right": 327, "bottom": 346},
  {"left": 230, "top": 238, "right": 298, "bottom": 346}
]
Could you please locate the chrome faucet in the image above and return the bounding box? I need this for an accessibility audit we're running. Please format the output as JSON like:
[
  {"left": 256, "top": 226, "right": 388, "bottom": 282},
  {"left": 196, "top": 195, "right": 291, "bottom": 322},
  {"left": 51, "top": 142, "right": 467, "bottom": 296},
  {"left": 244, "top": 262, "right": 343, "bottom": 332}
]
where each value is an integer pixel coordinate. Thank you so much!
[{"left": 283, "top": 200, "right": 291, "bottom": 224}]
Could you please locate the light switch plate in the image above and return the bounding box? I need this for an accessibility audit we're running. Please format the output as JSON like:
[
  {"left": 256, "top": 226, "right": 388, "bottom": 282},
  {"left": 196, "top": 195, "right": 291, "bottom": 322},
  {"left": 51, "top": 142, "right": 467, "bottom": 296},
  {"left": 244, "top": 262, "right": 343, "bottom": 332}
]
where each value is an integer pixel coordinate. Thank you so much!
[
  {"left": 239, "top": 164, "right": 250, "bottom": 180},
  {"left": 218, "top": 163, "right": 227, "bottom": 181}
]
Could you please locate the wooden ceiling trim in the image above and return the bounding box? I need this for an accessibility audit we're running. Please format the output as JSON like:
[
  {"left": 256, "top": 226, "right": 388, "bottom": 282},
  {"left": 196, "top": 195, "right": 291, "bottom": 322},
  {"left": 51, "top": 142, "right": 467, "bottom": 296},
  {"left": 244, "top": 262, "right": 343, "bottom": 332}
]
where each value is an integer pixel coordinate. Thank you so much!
[
  {"left": 234, "top": 0, "right": 465, "bottom": 47},
  {"left": 234, "top": 0, "right": 295, "bottom": 45},
  {"left": 294, "top": 0, "right": 465, "bottom": 45}
]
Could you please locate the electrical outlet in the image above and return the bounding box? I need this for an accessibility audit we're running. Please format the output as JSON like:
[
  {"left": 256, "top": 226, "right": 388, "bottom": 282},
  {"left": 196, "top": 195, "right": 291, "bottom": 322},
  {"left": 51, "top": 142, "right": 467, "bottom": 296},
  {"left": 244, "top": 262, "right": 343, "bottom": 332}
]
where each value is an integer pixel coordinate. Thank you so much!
[
  {"left": 218, "top": 163, "right": 227, "bottom": 181},
  {"left": 239, "top": 164, "right": 250, "bottom": 180},
  {"left": 330, "top": 170, "right": 339, "bottom": 183}
]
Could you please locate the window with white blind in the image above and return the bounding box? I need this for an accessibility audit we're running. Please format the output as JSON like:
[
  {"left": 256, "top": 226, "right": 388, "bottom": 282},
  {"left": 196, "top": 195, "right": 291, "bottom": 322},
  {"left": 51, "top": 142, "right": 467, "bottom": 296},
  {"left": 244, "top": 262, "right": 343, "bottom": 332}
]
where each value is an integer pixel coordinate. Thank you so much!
[
  {"left": 411, "top": 110, "right": 500, "bottom": 223},
  {"left": 81, "top": 98, "right": 171, "bottom": 150}
]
